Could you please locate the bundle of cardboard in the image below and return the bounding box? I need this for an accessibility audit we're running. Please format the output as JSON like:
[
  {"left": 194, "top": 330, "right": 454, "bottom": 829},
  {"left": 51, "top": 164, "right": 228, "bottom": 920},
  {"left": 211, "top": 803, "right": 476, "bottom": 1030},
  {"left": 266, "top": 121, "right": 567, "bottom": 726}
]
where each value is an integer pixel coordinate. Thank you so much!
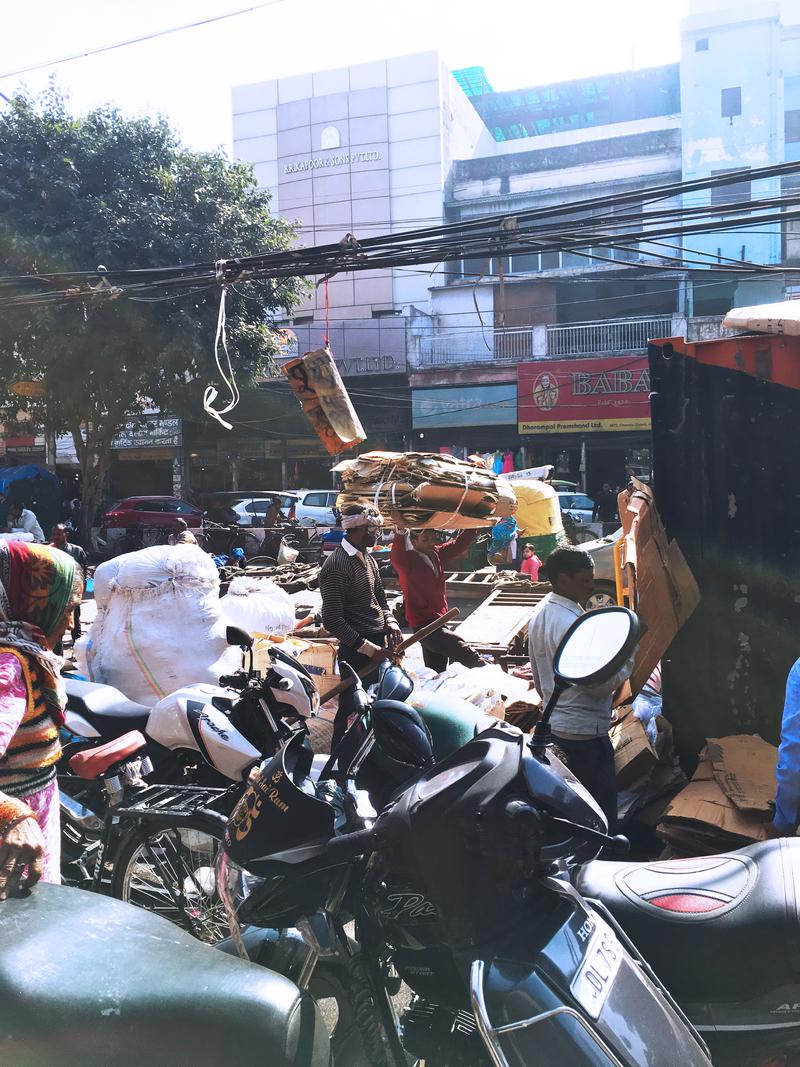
[
  {"left": 657, "top": 735, "right": 776, "bottom": 855},
  {"left": 334, "top": 451, "right": 517, "bottom": 529},
  {"left": 284, "top": 347, "right": 366, "bottom": 455}
]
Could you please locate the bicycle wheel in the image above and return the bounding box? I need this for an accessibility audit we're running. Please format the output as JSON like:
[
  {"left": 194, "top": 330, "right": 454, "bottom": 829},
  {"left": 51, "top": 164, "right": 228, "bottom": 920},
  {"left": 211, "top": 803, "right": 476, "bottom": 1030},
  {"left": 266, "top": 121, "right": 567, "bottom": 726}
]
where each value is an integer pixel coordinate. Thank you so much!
[{"left": 110, "top": 815, "right": 229, "bottom": 944}]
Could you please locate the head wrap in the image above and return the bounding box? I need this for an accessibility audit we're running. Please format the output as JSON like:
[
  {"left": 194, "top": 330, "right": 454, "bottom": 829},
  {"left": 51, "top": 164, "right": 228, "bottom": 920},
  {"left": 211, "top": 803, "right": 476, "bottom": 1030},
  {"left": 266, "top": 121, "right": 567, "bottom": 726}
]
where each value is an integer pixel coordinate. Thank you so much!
[
  {"left": 341, "top": 507, "right": 384, "bottom": 531},
  {"left": 0, "top": 541, "right": 80, "bottom": 725}
]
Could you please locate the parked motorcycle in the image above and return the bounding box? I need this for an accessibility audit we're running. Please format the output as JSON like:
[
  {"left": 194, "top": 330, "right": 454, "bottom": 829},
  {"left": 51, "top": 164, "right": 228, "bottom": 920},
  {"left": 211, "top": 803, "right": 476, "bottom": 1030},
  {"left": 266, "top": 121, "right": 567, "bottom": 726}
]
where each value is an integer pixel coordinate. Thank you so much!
[
  {"left": 217, "top": 606, "right": 713, "bottom": 1066},
  {"left": 57, "top": 627, "right": 320, "bottom": 938}
]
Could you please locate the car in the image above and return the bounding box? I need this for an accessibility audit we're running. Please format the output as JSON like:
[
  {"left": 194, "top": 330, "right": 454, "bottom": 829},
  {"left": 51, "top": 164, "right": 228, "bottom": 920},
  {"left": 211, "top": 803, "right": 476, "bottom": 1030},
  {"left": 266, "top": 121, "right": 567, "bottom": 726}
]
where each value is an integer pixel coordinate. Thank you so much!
[
  {"left": 581, "top": 526, "right": 623, "bottom": 609},
  {"left": 102, "top": 497, "right": 203, "bottom": 532},
  {"left": 293, "top": 489, "right": 340, "bottom": 527},
  {"left": 558, "top": 491, "right": 596, "bottom": 524},
  {"left": 229, "top": 494, "right": 298, "bottom": 527}
]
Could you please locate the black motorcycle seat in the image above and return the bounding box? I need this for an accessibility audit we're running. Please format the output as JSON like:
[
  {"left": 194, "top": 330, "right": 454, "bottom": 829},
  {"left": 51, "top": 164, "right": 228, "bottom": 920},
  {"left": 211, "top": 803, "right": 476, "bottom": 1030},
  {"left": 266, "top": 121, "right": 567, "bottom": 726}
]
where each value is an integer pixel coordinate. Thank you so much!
[
  {"left": 65, "top": 677, "right": 150, "bottom": 737},
  {"left": 0, "top": 883, "right": 330, "bottom": 1067},
  {"left": 577, "top": 839, "right": 800, "bottom": 1002}
]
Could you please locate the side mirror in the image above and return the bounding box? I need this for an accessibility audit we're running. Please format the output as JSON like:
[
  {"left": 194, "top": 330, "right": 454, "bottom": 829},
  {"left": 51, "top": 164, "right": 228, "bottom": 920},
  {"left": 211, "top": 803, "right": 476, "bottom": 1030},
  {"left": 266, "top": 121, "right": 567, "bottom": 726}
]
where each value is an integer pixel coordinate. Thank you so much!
[
  {"left": 533, "top": 607, "right": 640, "bottom": 747},
  {"left": 226, "top": 625, "right": 254, "bottom": 650}
]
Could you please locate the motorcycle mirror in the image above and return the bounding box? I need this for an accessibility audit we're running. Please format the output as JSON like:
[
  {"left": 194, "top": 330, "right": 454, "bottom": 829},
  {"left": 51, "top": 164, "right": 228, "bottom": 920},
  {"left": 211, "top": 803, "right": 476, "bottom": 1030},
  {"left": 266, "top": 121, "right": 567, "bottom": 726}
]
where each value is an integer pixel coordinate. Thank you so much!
[
  {"left": 226, "top": 625, "right": 254, "bottom": 650},
  {"left": 554, "top": 606, "right": 640, "bottom": 687},
  {"left": 372, "top": 700, "right": 434, "bottom": 770},
  {"left": 533, "top": 607, "right": 640, "bottom": 747}
]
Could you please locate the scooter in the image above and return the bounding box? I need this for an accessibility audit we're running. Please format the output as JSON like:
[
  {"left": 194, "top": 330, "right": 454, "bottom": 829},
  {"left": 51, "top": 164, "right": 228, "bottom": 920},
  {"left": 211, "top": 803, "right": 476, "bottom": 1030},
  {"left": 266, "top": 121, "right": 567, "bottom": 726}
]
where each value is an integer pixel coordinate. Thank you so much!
[
  {"left": 216, "top": 606, "right": 713, "bottom": 1066},
  {"left": 0, "top": 881, "right": 331, "bottom": 1067}
]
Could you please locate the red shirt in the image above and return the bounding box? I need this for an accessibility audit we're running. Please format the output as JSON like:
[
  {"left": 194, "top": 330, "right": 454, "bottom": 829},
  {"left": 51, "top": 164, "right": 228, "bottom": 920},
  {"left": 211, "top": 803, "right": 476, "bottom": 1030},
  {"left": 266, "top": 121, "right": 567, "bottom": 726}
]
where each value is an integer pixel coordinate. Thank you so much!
[
  {"left": 390, "top": 531, "right": 476, "bottom": 629},
  {"left": 520, "top": 554, "right": 542, "bottom": 580}
]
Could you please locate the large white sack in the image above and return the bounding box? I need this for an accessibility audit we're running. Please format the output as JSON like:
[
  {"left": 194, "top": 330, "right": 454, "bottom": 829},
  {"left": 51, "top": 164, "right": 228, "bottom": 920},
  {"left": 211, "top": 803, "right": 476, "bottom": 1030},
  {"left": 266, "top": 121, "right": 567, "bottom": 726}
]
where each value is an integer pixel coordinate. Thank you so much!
[
  {"left": 220, "top": 576, "right": 295, "bottom": 636},
  {"left": 84, "top": 544, "right": 240, "bottom": 706}
]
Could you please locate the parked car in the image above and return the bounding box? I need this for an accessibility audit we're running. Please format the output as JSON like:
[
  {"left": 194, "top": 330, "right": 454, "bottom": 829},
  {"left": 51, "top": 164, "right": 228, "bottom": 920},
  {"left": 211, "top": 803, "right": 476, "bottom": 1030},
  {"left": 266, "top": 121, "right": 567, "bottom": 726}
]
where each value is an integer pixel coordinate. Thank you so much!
[
  {"left": 293, "top": 489, "right": 340, "bottom": 527},
  {"left": 581, "top": 526, "right": 623, "bottom": 608},
  {"left": 102, "top": 497, "right": 203, "bottom": 532},
  {"left": 557, "top": 491, "right": 595, "bottom": 524},
  {"left": 229, "top": 494, "right": 298, "bottom": 527}
]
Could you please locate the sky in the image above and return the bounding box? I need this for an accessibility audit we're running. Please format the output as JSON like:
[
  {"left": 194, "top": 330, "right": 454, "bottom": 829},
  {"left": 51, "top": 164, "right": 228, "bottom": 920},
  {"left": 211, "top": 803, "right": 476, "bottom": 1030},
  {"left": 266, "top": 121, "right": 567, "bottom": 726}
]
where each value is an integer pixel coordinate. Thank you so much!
[{"left": 0, "top": 0, "right": 691, "bottom": 155}]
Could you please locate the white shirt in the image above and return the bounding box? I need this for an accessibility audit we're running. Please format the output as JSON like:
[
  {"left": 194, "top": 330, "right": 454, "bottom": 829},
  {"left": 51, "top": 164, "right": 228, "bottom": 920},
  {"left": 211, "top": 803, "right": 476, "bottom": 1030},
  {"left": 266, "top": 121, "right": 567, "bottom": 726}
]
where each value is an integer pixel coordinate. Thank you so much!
[
  {"left": 342, "top": 537, "right": 367, "bottom": 565},
  {"left": 528, "top": 592, "right": 633, "bottom": 738},
  {"left": 13, "top": 509, "right": 45, "bottom": 543}
]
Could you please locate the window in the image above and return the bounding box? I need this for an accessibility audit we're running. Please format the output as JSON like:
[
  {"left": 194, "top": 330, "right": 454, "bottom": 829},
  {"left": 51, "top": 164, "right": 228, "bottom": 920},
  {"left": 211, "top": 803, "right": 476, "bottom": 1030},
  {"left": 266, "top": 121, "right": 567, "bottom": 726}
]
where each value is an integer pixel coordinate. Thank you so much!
[
  {"left": 710, "top": 167, "right": 751, "bottom": 207},
  {"left": 136, "top": 501, "right": 165, "bottom": 512},
  {"left": 721, "top": 86, "right": 742, "bottom": 120},
  {"left": 172, "top": 501, "right": 196, "bottom": 514},
  {"left": 245, "top": 501, "right": 272, "bottom": 515},
  {"left": 786, "top": 110, "right": 800, "bottom": 144},
  {"left": 303, "top": 493, "right": 328, "bottom": 507},
  {"left": 695, "top": 37, "right": 709, "bottom": 51},
  {"left": 511, "top": 252, "right": 541, "bottom": 273}
]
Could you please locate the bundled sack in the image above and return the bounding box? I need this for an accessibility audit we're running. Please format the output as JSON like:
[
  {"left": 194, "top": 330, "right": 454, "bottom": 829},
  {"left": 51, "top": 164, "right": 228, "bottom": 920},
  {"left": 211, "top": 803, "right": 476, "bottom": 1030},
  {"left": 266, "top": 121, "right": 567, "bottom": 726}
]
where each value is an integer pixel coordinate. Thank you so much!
[
  {"left": 220, "top": 576, "right": 295, "bottom": 637},
  {"left": 284, "top": 347, "right": 366, "bottom": 455},
  {"left": 82, "top": 544, "right": 240, "bottom": 706},
  {"left": 334, "top": 451, "right": 517, "bottom": 530}
]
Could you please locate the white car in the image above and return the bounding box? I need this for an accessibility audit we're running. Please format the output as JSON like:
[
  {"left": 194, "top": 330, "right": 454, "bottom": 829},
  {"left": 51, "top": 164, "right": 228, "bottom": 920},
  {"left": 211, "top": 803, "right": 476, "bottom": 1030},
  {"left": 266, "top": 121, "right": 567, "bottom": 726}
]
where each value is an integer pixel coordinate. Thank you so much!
[
  {"left": 581, "top": 527, "right": 623, "bottom": 608},
  {"left": 293, "top": 489, "right": 340, "bottom": 527},
  {"left": 229, "top": 494, "right": 298, "bottom": 527},
  {"left": 558, "top": 492, "right": 596, "bottom": 524}
]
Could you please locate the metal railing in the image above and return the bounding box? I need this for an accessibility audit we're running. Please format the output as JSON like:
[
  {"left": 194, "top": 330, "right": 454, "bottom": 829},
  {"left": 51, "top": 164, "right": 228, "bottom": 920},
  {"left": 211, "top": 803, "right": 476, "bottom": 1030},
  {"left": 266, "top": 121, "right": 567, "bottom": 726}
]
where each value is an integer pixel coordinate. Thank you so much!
[
  {"left": 416, "top": 326, "right": 536, "bottom": 367},
  {"left": 545, "top": 316, "right": 673, "bottom": 358}
]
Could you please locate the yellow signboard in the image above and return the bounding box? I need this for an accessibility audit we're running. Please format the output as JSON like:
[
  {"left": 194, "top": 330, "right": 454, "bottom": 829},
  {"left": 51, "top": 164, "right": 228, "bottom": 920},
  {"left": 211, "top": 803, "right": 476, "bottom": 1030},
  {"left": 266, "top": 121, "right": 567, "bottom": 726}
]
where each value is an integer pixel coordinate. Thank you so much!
[{"left": 518, "top": 417, "right": 652, "bottom": 434}]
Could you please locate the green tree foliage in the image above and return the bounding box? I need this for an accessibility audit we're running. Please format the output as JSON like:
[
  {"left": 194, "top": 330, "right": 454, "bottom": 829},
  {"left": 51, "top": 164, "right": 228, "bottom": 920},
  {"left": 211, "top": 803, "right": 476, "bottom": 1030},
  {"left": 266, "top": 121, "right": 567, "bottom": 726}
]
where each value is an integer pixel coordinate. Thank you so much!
[{"left": 0, "top": 89, "right": 305, "bottom": 533}]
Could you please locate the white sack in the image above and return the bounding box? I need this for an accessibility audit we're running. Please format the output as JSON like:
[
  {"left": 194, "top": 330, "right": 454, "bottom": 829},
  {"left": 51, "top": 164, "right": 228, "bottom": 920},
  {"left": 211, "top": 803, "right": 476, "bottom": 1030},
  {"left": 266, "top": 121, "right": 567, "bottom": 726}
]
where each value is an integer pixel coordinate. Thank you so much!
[
  {"left": 220, "top": 576, "right": 295, "bottom": 637},
  {"left": 85, "top": 544, "right": 240, "bottom": 706}
]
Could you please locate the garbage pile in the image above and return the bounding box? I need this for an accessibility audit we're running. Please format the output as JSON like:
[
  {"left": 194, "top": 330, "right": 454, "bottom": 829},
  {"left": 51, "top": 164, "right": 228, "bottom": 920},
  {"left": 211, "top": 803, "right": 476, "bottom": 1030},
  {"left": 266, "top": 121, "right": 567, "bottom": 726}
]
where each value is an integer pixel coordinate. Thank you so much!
[
  {"left": 225, "top": 561, "right": 321, "bottom": 594},
  {"left": 610, "top": 698, "right": 687, "bottom": 826},
  {"left": 334, "top": 451, "right": 517, "bottom": 529},
  {"left": 656, "top": 735, "right": 776, "bottom": 855},
  {"left": 406, "top": 662, "right": 536, "bottom": 720}
]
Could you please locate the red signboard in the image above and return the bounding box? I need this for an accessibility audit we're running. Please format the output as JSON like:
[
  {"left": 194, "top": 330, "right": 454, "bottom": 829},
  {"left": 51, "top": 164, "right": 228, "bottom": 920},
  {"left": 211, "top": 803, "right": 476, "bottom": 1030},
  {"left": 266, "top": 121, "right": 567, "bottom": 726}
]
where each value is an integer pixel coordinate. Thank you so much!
[{"left": 517, "top": 356, "right": 651, "bottom": 434}]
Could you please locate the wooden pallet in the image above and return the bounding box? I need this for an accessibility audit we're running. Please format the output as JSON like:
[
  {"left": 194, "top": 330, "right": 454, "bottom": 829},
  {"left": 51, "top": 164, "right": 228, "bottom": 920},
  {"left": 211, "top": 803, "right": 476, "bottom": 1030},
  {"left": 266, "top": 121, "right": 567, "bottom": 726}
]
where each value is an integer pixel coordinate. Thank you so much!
[
  {"left": 454, "top": 584, "right": 549, "bottom": 656},
  {"left": 444, "top": 570, "right": 543, "bottom": 598}
]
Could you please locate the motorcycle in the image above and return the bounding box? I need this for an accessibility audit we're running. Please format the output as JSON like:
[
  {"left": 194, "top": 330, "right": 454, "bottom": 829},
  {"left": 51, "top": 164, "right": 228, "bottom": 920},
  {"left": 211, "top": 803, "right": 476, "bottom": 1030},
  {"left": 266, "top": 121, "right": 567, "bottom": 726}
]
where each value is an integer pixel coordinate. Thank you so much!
[
  {"left": 57, "top": 627, "right": 320, "bottom": 936},
  {"left": 216, "top": 606, "right": 713, "bottom": 1066}
]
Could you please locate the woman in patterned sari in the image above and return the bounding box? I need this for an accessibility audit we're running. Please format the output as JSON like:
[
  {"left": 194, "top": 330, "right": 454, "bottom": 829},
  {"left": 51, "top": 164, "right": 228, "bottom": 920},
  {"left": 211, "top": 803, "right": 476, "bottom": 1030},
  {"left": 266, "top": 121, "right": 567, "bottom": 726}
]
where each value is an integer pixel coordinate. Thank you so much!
[{"left": 0, "top": 541, "right": 82, "bottom": 899}]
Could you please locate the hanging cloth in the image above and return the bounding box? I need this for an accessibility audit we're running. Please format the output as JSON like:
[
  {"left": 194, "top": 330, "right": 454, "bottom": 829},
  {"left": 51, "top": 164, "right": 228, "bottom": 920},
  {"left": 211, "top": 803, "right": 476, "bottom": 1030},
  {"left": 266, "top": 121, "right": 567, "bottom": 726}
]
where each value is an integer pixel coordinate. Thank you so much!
[
  {"left": 502, "top": 451, "right": 515, "bottom": 474},
  {"left": 492, "top": 452, "right": 504, "bottom": 475}
]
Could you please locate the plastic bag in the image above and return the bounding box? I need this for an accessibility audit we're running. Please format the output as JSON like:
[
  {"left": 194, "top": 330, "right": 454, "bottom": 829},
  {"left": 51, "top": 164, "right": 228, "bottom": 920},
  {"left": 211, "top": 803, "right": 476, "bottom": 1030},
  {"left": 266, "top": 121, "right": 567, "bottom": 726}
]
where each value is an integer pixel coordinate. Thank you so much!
[
  {"left": 632, "top": 691, "right": 663, "bottom": 748},
  {"left": 220, "top": 576, "right": 295, "bottom": 636}
]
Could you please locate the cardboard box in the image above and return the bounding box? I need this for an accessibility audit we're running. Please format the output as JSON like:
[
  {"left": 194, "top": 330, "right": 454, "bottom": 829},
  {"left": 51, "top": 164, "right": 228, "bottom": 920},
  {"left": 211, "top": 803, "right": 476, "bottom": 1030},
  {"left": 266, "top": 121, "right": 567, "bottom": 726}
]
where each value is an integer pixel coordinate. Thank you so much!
[
  {"left": 657, "top": 777, "right": 770, "bottom": 854},
  {"left": 706, "top": 734, "right": 778, "bottom": 813},
  {"left": 610, "top": 708, "right": 659, "bottom": 788},
  {"left": 253, "top": 634, "right": 340, "bottom": 700}
]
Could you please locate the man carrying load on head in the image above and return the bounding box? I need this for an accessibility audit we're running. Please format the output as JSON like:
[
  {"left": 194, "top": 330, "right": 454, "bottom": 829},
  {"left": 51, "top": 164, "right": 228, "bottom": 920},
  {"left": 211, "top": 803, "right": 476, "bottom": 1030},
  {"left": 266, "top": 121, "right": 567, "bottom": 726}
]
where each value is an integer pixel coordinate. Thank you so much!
[{"left": 319, "top": 504, "right": 402, "bottom": 748}]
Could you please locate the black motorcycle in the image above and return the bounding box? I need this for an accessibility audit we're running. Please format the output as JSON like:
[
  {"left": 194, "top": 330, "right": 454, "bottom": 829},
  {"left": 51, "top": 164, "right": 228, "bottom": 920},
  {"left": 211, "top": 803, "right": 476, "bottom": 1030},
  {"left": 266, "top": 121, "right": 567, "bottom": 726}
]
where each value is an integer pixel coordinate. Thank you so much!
[{"left": 217, "top": 606, "right": 713, "bottom": 1066}]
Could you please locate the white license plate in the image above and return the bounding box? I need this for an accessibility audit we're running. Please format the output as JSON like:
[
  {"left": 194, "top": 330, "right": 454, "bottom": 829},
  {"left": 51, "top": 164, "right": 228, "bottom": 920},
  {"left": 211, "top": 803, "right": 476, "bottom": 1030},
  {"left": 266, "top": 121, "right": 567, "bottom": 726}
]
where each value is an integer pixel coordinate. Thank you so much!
[{"left": 570, "top": 916, "right": 624, "bottom": 1019}]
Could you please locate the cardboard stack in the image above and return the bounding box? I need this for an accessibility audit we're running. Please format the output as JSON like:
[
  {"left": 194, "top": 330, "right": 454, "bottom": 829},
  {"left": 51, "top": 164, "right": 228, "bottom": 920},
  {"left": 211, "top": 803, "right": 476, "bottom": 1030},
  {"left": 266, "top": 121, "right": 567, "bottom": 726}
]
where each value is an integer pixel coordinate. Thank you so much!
[
  {"left": 657, "top": 735, "right": 776, "bottom": 855},
  {"left": 333, "top": 451, "right": 517, "bottom": 529},
  {"left": 610, "top": 705, "right": 687, "bottom": 823},
  {"left": 284, "top": 347, "right": 366, "bottom": 455}
]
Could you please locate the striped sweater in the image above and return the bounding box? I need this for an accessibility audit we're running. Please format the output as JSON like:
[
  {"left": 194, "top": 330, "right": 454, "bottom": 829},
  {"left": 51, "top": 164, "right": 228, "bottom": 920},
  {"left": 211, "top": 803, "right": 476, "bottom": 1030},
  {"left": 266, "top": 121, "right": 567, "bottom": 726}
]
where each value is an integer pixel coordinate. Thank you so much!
[
  {"left": 319, "top": 542, "right": 393, "bottom": 648},
  {"left": 0, "top": 649, "right": 61, "bottom": 798}
]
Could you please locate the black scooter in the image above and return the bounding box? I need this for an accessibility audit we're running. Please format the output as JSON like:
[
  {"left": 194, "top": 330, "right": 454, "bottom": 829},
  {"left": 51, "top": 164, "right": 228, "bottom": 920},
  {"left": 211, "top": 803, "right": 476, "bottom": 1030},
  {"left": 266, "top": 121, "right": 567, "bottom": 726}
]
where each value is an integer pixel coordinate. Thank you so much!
[{"left": 217, "top": 606, "right": 713, "bottom": 1066}]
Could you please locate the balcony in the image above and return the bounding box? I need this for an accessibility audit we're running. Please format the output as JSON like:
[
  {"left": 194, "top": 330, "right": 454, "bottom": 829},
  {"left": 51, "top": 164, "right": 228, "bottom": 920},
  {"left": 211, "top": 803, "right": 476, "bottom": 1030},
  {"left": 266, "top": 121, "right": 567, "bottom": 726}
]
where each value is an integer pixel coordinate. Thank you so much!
[{"left": 412, "top": 314, "right": 681, "bottom": 369}]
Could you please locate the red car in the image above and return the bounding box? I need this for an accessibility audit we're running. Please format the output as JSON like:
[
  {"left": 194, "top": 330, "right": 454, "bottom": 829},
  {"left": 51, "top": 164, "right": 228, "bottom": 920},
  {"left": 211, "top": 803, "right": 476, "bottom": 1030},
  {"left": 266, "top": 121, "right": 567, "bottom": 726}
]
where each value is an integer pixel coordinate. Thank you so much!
[{"left": 102, "top": 497, "right": 203, "bottom": 532}]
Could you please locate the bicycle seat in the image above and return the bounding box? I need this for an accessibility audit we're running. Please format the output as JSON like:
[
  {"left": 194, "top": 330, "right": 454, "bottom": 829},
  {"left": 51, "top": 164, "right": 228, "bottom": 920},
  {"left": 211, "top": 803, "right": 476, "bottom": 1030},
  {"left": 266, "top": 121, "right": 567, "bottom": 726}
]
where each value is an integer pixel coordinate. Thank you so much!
[
  {"left": 68, "top": 731, "right": 148, "bottom": 779},
  {"left": 0, "top": 883, "right": 330, "bottom": 1067}
]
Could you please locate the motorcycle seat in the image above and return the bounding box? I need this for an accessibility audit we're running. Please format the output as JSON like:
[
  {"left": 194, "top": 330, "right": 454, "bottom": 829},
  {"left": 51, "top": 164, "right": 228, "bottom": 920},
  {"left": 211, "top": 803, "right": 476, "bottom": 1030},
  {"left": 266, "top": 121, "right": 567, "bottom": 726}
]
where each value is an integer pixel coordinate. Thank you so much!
[
  {"left": 577, "top": 839, "right": 800, "bottom": 1002},
  {"left": 68, "top": 730, "right": 147, "bottom": 779},
  {"left": 0, "top": 883, "right": 331, "bottom": 1067},
  {"left": 65, "top": 677, "right": 150, "bottom": 737}
]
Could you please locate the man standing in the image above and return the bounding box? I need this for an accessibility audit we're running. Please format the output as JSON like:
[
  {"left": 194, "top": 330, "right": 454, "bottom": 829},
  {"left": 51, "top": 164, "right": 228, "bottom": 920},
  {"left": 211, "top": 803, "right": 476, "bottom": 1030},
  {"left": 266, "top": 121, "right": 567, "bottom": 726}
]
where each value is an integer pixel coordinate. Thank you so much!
[
  {"left": 50, "top": 523, "right": 88, "bottom": 644},
  {"left": 319, "top": 504, "right": 402, "bottom": 747},
  {"left": 528, "top": 547, "right": 635, "bottom": 830},
  {"left": 6, "top": 502, "right": 45, "bottom": 543},
  {"left": 770, "top": 658, "right": 800, "bottom": 836},
  {"left": 391, "top": 528, "right": 483, "bottom": 673},
  {"left": 592, "top": 483, "right": 618, "bottom": 524}
]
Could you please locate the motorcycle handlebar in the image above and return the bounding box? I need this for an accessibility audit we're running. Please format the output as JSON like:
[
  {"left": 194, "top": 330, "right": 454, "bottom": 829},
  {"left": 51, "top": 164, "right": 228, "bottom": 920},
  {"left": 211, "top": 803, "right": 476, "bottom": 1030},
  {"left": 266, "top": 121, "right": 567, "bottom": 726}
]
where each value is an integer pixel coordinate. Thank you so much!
[
  {"left": 326, "top": 827, "right": 378, "bottom": 863},
  {"left": 219, "top": 673, "right": 249, "bottom": 691}
]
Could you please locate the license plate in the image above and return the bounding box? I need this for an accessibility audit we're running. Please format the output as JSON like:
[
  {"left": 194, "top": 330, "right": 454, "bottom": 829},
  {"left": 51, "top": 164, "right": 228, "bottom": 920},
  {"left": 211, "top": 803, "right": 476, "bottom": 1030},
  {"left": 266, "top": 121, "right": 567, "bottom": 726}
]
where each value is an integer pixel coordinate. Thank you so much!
[{"left": 570, "top": 915, "right": 624, "bottom": 1019}]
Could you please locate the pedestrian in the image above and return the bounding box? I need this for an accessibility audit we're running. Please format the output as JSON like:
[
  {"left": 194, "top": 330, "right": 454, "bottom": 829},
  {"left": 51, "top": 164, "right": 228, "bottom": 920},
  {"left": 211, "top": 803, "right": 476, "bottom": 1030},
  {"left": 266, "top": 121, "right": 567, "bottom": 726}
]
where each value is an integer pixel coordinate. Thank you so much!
[
  {"left": 592, "top": 483, "right": 618, "bottom": 524},
  {"left": 527, "top": 546, "right": 635, "bottom": 830},
  {"left": 0, "top": 541, "right": 82, "bottom": 898},
  {"left": 5, "top": 502, "right": 45, "bottom": 544},
  {"left": 519, "top": 543, "right": 543, "bottom": 580},
  {"left": 167, "top": 518, "right": 197, "bottom": 546},
  {"left": 49, "top": 524, "right": 88, "bottom": 645},
  {"left": 319, "top": 504, "right": 402, "bottom": 748},
  {"left": 769, "top": 658, "right": 800, "bottom": 836},
  {"left": 391, "top": 527, "right": 483, "bottom": 674}
]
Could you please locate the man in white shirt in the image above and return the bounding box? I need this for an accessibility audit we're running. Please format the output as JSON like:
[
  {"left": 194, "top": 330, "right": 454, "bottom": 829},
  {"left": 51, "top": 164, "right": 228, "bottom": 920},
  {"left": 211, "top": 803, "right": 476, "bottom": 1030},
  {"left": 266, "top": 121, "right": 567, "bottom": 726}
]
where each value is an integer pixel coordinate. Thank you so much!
[
  {"left": 6, "top": 501, "right": 45, "bottom": 543},
  {"left": 528, "top": 547, "right": 635, "bottom": 829}
]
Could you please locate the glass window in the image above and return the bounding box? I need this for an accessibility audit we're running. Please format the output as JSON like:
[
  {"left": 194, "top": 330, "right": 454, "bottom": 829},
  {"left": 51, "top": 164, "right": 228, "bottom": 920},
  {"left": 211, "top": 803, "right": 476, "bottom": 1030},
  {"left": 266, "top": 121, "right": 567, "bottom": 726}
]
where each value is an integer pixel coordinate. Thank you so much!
[
  {"left": 303, "top": 493, "right": 328, "bottom": 507},
  {"left": 541, "top": 251, "right": 561, "bottom": 270},
  {"left": 721, "top": 86, "right": 742, "bottom": 119},
  {"left": 572, "top": 495, "right": 595, "bottom": 510},
  {"left": 173, "top": 500, "right": 196, "bottom": 514},
  {"left": 136, "top": 501, "right": 165, "bottom": 512},
  {"left": 511, "top": 252, "right": 540, "bottom": 274}
]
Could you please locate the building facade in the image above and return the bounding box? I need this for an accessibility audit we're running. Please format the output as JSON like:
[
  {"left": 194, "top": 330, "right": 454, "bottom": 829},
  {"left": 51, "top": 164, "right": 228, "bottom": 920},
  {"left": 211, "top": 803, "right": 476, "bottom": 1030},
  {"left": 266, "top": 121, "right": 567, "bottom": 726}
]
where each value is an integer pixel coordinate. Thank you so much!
[{"left": 224, "top": 0, "right": 800, "bottom": 494}]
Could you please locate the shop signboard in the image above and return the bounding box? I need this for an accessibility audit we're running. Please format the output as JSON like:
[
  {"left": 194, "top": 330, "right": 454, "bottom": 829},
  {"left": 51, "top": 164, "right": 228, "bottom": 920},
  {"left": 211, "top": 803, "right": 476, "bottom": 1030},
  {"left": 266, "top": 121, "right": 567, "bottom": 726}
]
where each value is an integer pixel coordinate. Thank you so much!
[
  {"left": 112, "top": 416, "right": 182, "bottom": 450},
  {"left": 412, "top": 385, "right": 517, "bottom": 429},
  {"left": 517, "top": 357, "right": 651, "bottom": 434}
]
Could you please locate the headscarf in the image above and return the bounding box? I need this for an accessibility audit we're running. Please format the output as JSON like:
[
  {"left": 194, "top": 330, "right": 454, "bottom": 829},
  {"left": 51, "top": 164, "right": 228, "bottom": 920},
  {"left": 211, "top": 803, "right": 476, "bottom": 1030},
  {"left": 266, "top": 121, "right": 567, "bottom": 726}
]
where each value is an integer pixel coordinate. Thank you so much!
[{"left": 0, "top": 541, "right": 79, "bottom": 726}]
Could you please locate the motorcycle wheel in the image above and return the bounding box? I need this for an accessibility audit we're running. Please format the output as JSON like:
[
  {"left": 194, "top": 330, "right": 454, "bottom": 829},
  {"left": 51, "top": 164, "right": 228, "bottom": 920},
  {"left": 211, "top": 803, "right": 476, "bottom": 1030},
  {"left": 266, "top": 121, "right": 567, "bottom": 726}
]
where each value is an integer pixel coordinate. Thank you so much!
[{"left": 110, "top": 815, "right": 228, "bottom": 945}]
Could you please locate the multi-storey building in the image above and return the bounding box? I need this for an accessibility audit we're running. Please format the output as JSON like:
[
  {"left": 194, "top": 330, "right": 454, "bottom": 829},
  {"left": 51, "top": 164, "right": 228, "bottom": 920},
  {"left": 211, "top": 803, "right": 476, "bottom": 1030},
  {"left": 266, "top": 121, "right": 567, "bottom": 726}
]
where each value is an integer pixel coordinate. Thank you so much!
[{"left": 217, "top": 0, "right": 800, "bottom": 494}]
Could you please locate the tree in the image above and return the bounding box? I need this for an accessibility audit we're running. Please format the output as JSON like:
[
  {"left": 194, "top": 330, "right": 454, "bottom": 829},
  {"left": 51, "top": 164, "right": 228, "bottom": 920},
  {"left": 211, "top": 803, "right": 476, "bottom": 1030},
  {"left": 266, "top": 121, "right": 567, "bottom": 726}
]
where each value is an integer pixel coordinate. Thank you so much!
[{"left": 0, "top": 89, "right": 306, "bottom": 537}]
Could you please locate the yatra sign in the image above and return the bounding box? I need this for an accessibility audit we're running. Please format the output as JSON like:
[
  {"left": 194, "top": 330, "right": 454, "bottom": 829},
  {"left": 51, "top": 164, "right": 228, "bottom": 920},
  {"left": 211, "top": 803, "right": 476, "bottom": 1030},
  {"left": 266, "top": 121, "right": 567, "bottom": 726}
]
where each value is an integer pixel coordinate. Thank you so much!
[{"left": 517, "top": 357, "right": 651, "bottom": 434}]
